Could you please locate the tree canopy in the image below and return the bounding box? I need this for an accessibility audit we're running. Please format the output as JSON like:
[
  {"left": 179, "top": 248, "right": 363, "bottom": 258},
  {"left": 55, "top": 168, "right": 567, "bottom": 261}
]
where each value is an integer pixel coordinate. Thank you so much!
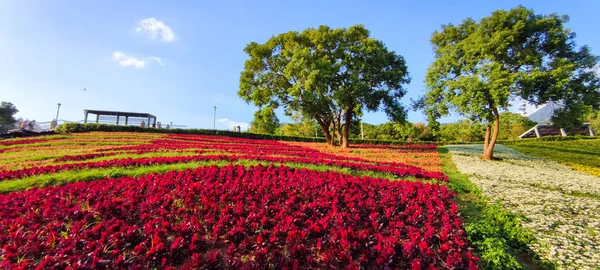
[
  {"left": 239, "top": 25, "right": 410, "bottom": 147},
  {"left": 249, "top": 107, "right": 280, "bottom": 134},
  {"left": 420, "top": 6, "right": 599, "bottom": 159},
  {"left": 0, "top": 102, "right": 19, "bottom": 133}
]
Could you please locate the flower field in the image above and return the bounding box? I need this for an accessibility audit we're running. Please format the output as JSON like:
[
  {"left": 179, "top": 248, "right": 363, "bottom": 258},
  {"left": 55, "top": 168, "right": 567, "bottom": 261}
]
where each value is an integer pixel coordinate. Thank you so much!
[
  {"left": 0, "top": 132, "right": 478, "bottom": 268},
  {"left": 447, "top": 144, "right": 600, "bottom": 269}
]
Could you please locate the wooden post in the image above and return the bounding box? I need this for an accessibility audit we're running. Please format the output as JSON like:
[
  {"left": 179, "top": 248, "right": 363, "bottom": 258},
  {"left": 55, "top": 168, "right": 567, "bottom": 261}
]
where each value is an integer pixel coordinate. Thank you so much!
[
  {"left": 116, "top": 114, "right": 119, "bottom": 125},
  {"left": 534, "top": 125, "right": 541, "bottom": 138},
  {"left": 84, "top": 111, "right": 88, "bottom": 123},
  {"left": 125, "top": 116, "right": 129, "bottom": 126},
  {"left": 560, "top": 128, "right": 567, "bottom": 137}
]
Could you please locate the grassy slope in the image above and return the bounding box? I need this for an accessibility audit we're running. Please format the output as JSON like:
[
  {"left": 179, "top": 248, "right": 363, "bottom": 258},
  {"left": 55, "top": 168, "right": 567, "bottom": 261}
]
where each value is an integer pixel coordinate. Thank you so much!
[
  {"left": 438, "top": 147, "right": 555, "bottom": 270},
  {"left": 504, "top": 139, "right": 600, "bottom": 177}
]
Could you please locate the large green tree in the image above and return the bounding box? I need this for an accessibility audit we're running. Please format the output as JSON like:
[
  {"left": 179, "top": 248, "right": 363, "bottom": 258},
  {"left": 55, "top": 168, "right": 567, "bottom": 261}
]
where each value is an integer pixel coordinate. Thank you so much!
[
  {"left": 0, "top": 102, "right": 18, "bottom": 133},
  {"left": 249, "top": 106, "right": 280, "bottom": 134},
  {"left": 275, "top": 111, "right": 320, "bottom": 138},
  {"left": 239, "top": 25, "right": 410, "bottom": 147},
  {"left": 497, "top": 112, "right": 537, "bottom": 140},
  {"left": 420, "top": 6, "right": 599, "bottom": 159}
]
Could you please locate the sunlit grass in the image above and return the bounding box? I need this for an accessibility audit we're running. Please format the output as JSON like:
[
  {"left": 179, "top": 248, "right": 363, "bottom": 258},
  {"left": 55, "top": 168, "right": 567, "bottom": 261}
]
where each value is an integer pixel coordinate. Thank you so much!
[{"left": 505, "top": 139, "right": 600, "bottom": 176}]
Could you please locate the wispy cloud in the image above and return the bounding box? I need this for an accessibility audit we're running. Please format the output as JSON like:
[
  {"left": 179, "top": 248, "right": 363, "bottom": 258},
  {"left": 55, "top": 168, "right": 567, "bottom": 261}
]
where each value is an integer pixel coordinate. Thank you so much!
[
  {"left": 218, "top": 118, "right": 249, "bottom": 131},
  {"left": 148, "top": 56, "right": 164, "bottom": 66},
  {"left": 112, "top": 52, "right": 163, "bottom": 69},
  {"left": 136, "top": 18, "right": 176, "bottom": 42}
]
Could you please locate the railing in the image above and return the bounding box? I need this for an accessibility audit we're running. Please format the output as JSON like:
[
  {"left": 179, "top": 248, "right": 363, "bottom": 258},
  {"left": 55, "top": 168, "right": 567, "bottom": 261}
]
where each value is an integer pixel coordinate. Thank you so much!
[{"left": 9, "top": 118, "right": 187, "bottom": 134}]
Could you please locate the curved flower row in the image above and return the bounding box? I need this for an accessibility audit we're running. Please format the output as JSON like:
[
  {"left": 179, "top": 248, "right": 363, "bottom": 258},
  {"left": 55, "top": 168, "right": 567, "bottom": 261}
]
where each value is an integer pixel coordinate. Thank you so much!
[
  {"left": 53, "top": 152, "right": 117, "bottom": 162},
  {"left": 0, "top": 138, "right": 55, "bottom": 146},
  {"left": 0, "top": 154, "right": 448, "bottom": 182},
  {"left": 0, "top": 164, "right": 477, "bottom": 269},
  {"left": 94, "top": 135, "right": 441, "bottom": 173},
  {"left": 288, "top": 142, "right": 444, "bottom": 172}
]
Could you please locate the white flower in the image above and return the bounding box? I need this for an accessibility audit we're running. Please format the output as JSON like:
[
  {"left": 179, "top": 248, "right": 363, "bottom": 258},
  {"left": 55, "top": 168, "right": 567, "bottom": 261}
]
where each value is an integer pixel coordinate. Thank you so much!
[{"left": 447, "top": 144, "right": 600, "bottom": 268}]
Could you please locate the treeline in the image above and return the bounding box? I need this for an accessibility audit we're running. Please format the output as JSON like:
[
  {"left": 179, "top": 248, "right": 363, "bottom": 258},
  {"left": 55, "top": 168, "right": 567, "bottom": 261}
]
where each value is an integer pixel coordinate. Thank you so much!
[{"left": 250, "top": 111, "right": 541, "bottom": 142}]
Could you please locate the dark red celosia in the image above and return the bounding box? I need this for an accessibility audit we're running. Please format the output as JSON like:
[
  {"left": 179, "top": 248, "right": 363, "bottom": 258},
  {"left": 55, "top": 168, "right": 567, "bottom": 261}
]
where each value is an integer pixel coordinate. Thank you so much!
[{"left": 0, "top": 164, "right": 478, "bottom": 269}]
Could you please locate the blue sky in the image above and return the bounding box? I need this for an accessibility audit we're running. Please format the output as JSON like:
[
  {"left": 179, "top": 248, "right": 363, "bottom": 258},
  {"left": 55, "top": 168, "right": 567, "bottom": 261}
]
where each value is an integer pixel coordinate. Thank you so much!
[{"left": 1, "top": 0, "right": 598, "bottom": 130}]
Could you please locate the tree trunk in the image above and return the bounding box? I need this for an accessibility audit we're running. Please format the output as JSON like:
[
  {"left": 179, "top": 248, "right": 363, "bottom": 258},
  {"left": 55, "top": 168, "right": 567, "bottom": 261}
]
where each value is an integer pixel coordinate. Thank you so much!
[
  {"left": 484, "top": 126, "right": 491, "bottom": 150},
  {"left": 483, "top": 108, "right": 500, "bottom": 160},
  {"left": 322, "top": 127, "right": 333, "bottom": 145},
  {"left": 316, "top": 119, "right": 333, "bottom": 145},
  {"left": 342, "top": 110, "right": 352, "bottom": 148},
  {"left": 332, "top": 120, "right": 342, "bottom": 146}
]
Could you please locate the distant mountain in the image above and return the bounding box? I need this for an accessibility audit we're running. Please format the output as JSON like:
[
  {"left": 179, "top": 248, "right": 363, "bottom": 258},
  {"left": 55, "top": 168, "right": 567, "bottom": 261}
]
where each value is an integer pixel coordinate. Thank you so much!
[{"left": 528, "top": 101, "right": 564, "bottom": 124}]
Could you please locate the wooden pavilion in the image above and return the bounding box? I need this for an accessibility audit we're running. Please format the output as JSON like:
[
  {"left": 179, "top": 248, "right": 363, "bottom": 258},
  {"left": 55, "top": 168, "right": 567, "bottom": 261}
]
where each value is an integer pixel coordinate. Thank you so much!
[{"left": 83, "top": 109, "right": 157, "bottom": 126}]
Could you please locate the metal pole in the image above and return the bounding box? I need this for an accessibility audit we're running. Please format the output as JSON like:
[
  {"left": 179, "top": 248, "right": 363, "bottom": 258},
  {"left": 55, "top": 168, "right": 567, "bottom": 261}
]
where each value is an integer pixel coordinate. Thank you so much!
[
  {"left": 213, "top": 106, "right": 217, "bottom": 130},
  {"left": 361, "top": 121, "right": 364, "bottom": 139},
  {"left": 55, "top": 103, "right": 61, "bottom": 121}
]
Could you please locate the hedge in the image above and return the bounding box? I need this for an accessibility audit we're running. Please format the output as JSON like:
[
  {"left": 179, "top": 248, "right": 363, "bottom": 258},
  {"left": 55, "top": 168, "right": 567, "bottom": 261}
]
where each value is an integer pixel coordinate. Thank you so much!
[
  {"left": 53, "top": 123, "right": 599, "bottom": 145},
  {"left": 55, "top": 123, "right": 327, "bottom": 143}
]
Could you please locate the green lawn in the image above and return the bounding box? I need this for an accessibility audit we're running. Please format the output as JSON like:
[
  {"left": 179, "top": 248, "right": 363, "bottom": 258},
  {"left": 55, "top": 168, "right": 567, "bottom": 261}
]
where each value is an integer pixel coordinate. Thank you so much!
[{"left": 504, "top": 139, "right": 600, "bottom": 176}]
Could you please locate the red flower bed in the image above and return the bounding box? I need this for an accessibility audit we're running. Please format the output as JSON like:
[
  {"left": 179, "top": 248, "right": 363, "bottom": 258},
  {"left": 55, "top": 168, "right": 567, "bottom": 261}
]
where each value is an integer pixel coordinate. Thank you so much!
[
  {"left": 0, "top": 165, "right": 477, "bottom": 269},
  {"left": 0, "top": 153, "right": 447, "bottom": 182},
  {"left": 53, "top": 152, "right": 117, "bottom": 162},
  {"left": 0, "top": 139, "right": 54, "bottom": 146}
]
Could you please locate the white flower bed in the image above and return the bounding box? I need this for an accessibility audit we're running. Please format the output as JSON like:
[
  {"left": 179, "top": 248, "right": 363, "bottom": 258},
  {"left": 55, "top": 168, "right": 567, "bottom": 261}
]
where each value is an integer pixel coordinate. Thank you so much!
[{"left": 447, "top": 144, "right": 600, "bottom": 269}]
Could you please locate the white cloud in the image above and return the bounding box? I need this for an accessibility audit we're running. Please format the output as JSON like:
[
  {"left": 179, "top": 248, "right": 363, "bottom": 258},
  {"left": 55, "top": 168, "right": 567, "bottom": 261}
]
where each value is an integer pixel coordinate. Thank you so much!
[
  {"left": 218, "top": 118, "right": 249, "bottom": 131},
  {"left": 148, "top": 56, "right": 163, "bottom": 66},
  {"left": 136, "top": 18, "right": 176, "bottom": 42},
  {"left": 112, "top": 52, "right": 163, "bottom": 69}
]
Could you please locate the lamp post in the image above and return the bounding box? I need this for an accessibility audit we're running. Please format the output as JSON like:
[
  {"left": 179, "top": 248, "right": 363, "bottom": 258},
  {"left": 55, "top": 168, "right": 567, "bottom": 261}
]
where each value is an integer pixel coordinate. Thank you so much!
[
  {"left": 213, "top": 106, "right": 217, "bottom": 130},
  {"left": 361, "top": 120, "right": 364, "bottom": 139},
  {"left": 55, "top": 103, "right": 61, "bottom": 121}
]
